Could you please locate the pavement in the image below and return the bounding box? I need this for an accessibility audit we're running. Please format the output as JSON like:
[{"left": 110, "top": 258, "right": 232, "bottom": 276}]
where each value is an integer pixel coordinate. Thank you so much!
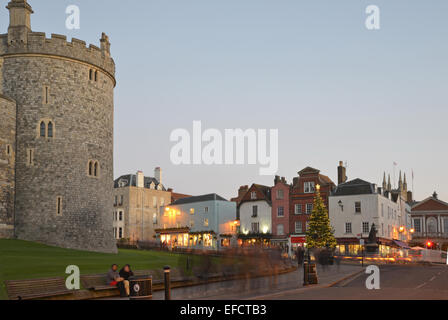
[{"left": 150, "top": 263, "right": 362, "bottom": 300}]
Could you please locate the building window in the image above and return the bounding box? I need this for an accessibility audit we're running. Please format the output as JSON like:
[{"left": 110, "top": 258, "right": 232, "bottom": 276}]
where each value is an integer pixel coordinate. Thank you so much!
[
  {"left": 345, "top": 223, "right": 352, "bottom": 234},
  {"left": 304, "top": 182, "right": 315, "bottom": 193},
  {"left": 251, "top": 192, "right": 257, "bottom": 200},
  {"left": 190, "top": 220, "right": 195, "bottom": 228},
  {"left": 88, "top": 160, "right": 100, "bottom": 177},
  {"left": 443, "top": 218, "right": 448, "bottom": 234},
  {"left": 306, "top": 203, "right": 313, "bottom": 214},
  {"left": 6, "top": 144, "right": 11, "bottom": 156},
  {"left": 295, "top": 204, "right": 302, "bottom": 215},
  {"left": 204, "top": 207, "right": 209, "bottom": 213},
  {"left": 277, "top": 206, "right": 284, "bottom": 217},
  {"left": 119, "top": 211, "right": 123, "bottom": 221},
  {"left": 251, "top": 222, "right": 259, "bottom": 233},
  {"left": 113, "top": 227, "right": 117, "bottom": 239},
  {"left": 119, "top": 195, "right": 123, "bottom": 206},
  {"left": 204, "top": 218, "right": 209, "bottom": 227},
  {"left": 295, "top": 221, "right": 303, "bottom": 234},
  {"left": 43, "top": 86, "right": 50, "bottom": 104},
  {"left": 277, "top": 189, "right": 284, "bottom": 200},
  {"left": 47, "top": 122, "right": 53, "bottom": 138},
  {"left": 277, "top": 224, "right": 284, "bottom": 235},
  {"left": 362, "top": 222, "right": 369, "bottom": 234},
  {"left": 89, "top": 69, "right": 93, "bottom": 80},
  {"left": 153, "top": 197, "right": 157, "bottom": 208},
  {"left": 114, "top": 196, "right": 118, "bottom": 206},
  {"left": 94, "top": 70, "right": 98, "bottom": 82},
  {"left": 190, "top": 208, "right": 195, "bottom": 215},
  {"left": 355, "top": 202, "right": 361, "bottom": 213},
  {"left": 153, "top": 213, "right": 158, "bottom": 224},
  {"left": 118, "top": 227, "right": 123, "bottom": 239},
  {"left": 252, "top": 205, "right": 258, "bottom": 217},
  {"left": 26, "top": 148, "right": 34, "bottom": 167},
  {"left": 160, "top": 198, "right": 165, "bottom": 206},
  {"left": 40, "top": 121, "right": 46, "bottom": 137},
  {"left": 56, "top": 196, "right": 63, "bottom": 216}
]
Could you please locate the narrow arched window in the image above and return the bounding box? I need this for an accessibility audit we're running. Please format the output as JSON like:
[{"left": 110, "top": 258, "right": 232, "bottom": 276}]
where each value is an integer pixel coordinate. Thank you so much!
[
  {"left": 94, "top": 70, "right": 98, "bottom": 82},
  {"left": 94, "top": 162, "right": 98, "bottom": 177},
  {"left": 40, "top": 121, "right": 46, "bottom": 137},
  {"left": 89, "top": 69, "right": 93, "bottom": 80},
  {"left": 47, "top": 121, "right": 53, "bottom": 138},
  {"left": 89, "top": 161, "right": 93, "bottom": 176}
]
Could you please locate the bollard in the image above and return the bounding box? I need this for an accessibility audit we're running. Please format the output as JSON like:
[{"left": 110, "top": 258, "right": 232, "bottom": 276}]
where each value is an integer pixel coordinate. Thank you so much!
[{"left": 164, "top": 265, "right": 171, "bottom": 300}]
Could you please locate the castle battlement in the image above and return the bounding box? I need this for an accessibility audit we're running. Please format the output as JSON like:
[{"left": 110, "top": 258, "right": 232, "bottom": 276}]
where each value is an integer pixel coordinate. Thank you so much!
[{"left": 0, "top": 31, "right": 116, "bottom": 83}]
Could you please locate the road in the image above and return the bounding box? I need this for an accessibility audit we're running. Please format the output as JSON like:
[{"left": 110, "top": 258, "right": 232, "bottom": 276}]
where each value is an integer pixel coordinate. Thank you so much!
[{"left": 254, "top": 264, "right": 448, "bottom": 300}]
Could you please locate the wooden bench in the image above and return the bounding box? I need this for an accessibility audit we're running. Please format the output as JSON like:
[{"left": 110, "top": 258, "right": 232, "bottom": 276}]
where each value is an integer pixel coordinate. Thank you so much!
[
  {"left": 5, "top": 278, "right": 74, "bottom": 300},
  {"left": 80, "top": 273, "right": 116, "bottom": 292}
]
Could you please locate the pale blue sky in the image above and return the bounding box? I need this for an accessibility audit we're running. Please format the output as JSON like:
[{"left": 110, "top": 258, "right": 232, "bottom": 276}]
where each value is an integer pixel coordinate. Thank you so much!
[{"left": 1, "top": 0, "right": 447, "bottom": 201}]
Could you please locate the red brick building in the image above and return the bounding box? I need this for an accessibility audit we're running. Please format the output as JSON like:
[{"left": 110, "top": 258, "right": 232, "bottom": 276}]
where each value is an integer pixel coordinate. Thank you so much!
[
  {"left": 271, "top": 176, "right": 291, "bottom": 248},
  {"left": 289, "top": 167, "right": 335, "bottom": 252}
]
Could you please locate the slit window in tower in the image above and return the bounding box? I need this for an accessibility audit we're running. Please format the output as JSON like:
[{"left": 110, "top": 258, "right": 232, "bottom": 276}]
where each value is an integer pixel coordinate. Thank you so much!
[{"left": 57, "top": 197, "right": 63, "bottom": 216}]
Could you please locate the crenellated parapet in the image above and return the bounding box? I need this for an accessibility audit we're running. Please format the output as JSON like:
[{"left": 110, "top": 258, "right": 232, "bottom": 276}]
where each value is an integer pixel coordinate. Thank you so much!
[{"left": 0, "top": 31, "right": 116, "bottom": 84}]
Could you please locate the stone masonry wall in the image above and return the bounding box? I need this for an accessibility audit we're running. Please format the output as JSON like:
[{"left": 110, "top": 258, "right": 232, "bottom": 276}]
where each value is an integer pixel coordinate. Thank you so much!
[
  {"left": 0, "top": 90, "right": 16, "bottom": 239},
  {"left": 1, "top": 50, "right": 117, "bottom": 253}
]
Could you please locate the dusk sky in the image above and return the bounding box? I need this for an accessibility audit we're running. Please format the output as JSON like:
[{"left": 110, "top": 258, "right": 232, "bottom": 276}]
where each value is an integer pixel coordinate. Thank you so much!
[{"left": 2, "top": 0, "right": 447, "bottom": 201}]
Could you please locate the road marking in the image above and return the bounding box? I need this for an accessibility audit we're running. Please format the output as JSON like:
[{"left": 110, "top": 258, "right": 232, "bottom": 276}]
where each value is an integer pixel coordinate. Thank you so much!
[{"left": 429, "top": 276, "right": 436, "bottom": 282}]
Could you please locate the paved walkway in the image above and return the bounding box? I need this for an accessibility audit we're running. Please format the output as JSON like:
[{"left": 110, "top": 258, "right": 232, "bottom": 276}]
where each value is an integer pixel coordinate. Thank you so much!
[{"left": 151, "top": 263, "right": 362, "bottom": 300}]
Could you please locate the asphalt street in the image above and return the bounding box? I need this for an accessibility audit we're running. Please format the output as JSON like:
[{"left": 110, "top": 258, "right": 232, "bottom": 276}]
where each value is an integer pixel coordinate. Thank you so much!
[{"left": 255, "top": 264, "right": 448, "bottom": 300}]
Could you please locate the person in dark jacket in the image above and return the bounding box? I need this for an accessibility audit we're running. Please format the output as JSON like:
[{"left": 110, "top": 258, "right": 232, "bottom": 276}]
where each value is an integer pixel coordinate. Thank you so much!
[
  {"left": 119, "top": 264, "right": 134, "bottom": 296},
  {"left": 106, "top": 264, "right": 127, "bottom": 297}
]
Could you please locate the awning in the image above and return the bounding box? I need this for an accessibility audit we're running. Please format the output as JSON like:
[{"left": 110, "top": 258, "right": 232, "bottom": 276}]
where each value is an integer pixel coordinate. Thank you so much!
[{"left": 393, "top": 240, "right": 411, "bottom": 249}]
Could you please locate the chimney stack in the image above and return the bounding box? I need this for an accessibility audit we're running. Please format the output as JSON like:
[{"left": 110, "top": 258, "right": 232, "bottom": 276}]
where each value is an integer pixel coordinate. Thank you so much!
[
  {"left": 337, "top": 161, "right": 347, "bottom": 185},
  {"left": 154, "top": 167, "right": 162, "bottom": 184},
  {"left": 136, "top": 171, "right": 144, "bottom": 188},
  {"left": 239, "top": 185, "right": 249, "bottom": 197},
  {"left": 274, "top": 175, "right": 280, "bottom": 185}
]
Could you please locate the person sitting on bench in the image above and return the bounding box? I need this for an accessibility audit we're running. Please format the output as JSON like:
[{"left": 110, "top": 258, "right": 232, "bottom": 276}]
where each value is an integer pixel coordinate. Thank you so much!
[
  {"left": 107, "top": 264, "right": 127, "bottom": 297},
  {"left": 119, "top": 264, "right": 134, "bottom": 296}
]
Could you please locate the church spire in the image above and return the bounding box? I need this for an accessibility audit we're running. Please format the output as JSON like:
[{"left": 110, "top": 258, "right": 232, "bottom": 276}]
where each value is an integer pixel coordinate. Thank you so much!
[
  {"left": 382, "top": 172, "right": 387, "bottom": 191},
  {"left": 387, "top": 174, "right": 392, "bottom": 191},
  {"left": 403, "top": 173, "right": 407, "bottom": 191},
  {"left": 398, "top": 171, "right": 403, "bottom": 191}
]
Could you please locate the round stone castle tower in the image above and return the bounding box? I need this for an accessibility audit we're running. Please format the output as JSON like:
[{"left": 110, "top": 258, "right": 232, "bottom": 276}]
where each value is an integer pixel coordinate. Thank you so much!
[{"left": 0, "top": 0, "right": 117, "bottom": 253}]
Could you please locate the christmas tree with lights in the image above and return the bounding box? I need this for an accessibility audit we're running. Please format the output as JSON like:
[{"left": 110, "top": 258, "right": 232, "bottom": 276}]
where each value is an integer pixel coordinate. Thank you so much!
[{"left": 306, "top": 185, "right": 337, "bottom": 248}]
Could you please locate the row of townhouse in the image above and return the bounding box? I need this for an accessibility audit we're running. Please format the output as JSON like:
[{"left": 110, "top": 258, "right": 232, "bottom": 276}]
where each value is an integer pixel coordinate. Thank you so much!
[
  {"left": 232, "top": 162, "right": 440, "bottom": 256},
  {"left": 112, "top": 164, "right": 448, "bottom": 253}
]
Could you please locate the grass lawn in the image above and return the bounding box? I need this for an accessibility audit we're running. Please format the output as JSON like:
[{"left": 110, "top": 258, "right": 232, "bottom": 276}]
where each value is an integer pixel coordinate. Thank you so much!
[{"left": 0, "top": 239, "right": 198, "bottom": 300}]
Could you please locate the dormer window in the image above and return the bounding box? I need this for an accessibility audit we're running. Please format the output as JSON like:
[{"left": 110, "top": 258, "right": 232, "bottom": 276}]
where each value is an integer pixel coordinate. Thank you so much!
[
  {"left": 251, "top": 192, "right": 257, "bottom": 200},
  {"left": 304, "top": 182, "right": 315, "bottom": 193},
  {"left": 118, "top": 179, "right": 127, "bottom": 188}
]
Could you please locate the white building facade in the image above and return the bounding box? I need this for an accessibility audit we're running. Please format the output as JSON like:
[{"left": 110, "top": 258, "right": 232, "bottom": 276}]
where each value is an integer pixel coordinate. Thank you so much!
[{"left": 329, "top": 179, "right": 409, "bottom": 256}]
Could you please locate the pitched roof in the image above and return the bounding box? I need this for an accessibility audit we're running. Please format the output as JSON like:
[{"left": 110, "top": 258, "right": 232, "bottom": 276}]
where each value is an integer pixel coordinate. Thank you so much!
[
  {"left": 411, "top": 196, "right": 448, "bottom": 211},
  {"left": 298, "top": 167, "right": 320, "bottom": 175},
  {"left": 332, "top": 178, "right": 375, "bottom": 196},
  {"left": 239, "top": 183, "right": 272, "bottom": 206},
  {"left": 171, "top": 193, "right": 228, "bottom": 205},
  {"left": 114, "top": 174, "right": 166, "bottom": 191}
]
